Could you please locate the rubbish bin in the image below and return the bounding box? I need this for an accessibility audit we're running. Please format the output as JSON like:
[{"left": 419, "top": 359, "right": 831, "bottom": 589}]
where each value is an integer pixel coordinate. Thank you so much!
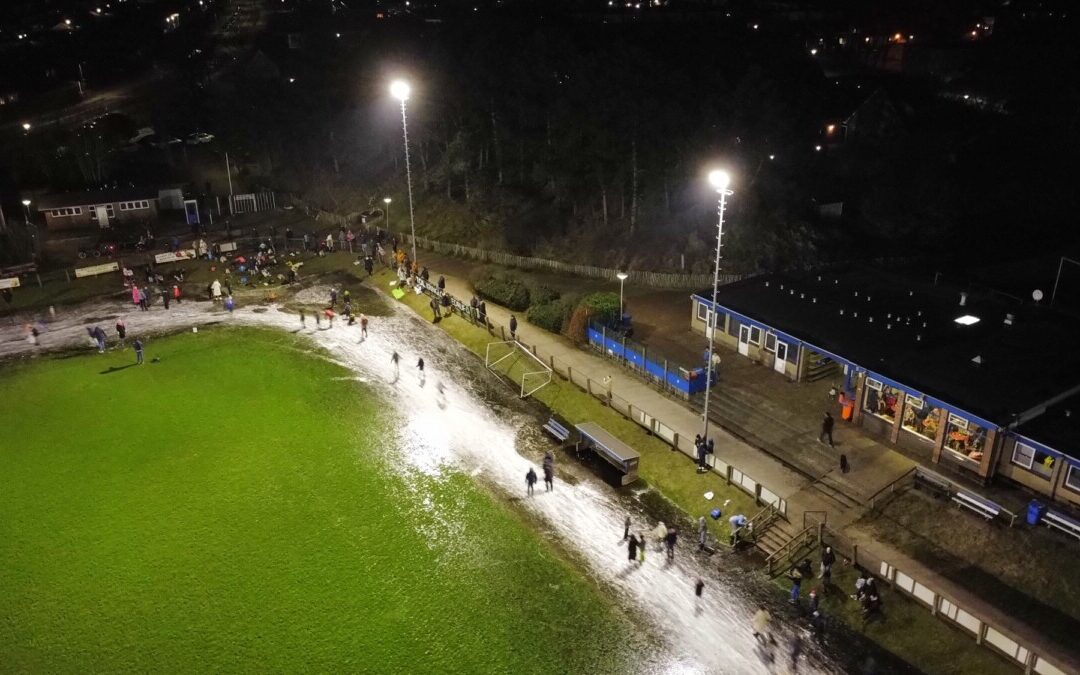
[{"left": 1026, "top": 500, "right": 1047, "bottom": 526}]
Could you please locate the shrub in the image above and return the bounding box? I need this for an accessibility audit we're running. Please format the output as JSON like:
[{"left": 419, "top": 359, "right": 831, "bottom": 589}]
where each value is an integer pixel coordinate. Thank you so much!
[
  {"left": 526, "top": 300, "right": 567, "bottom": 333},
  {"left": 580, "top": 292, "right": 620, "bottom": 324},
  {"left": 563, "top": 305, "right": 590, "bottom": 345},
  {"left": 475, "top": 276, "right": 531, "bottom": 310},
  {"left": 529, "top": 285, "right": 560, "bottom": 306}
]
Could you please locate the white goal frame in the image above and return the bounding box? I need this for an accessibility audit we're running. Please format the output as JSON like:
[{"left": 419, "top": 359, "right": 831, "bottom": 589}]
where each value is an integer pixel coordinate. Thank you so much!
[{"left": 484, "top": 340, "right": 553, "bottom": 398}]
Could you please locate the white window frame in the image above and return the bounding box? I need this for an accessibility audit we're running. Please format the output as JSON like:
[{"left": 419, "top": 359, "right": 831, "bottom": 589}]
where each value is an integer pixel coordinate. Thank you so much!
[
  {"left": 696, "top": 301, "right": 708, "bottom": 321},
  {"left": 89, "top": 204, "right": 116, "bottom": 221},
  {"left": 749, "top": 325, "right": 763, "bottom": 345},
  {"left": 948, "top": 413, "right": 969, "bottom": 430},
  {"left": 764, "top": 332, "right": 777, "bottom": 353},
  {"left": 50, "top": 207, "right": 81, "bottom": 217},
  {"left": 865, "top": 377, "right": 883, "bottom": 392},
  {"left": 1011, "top": 442, "right": 1035, "bottom": 470},
  {"left": 906, "top": 395, "right": 923, "bottom": 411},
  {"left": 1065, "top": 465, "right": 1080, "bottom": 493},
  {"left": 119, "top": 200, "right": 150, "bottom": 211}
]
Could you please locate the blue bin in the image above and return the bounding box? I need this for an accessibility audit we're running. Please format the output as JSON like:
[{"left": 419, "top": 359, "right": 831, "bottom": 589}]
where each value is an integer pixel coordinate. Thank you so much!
[{"left": 1026, "top": 500, "right": 1047, "bottom": 526}]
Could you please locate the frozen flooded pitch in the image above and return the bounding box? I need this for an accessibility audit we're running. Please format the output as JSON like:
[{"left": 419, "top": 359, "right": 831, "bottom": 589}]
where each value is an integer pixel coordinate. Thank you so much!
[{"left": 1, "top": 294, "right": 841, "bottom": 674}]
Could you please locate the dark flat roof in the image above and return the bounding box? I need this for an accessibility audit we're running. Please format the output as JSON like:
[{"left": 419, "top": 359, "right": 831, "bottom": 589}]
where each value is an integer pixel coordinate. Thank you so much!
[
  {"left": 38, "top": 188, "right": 160, "bottom": 210},
  {"left": 1015, "top": 392, "right": 1080, "bottom": 458},
  {"left": 698, "top": 268, "right": 1080, "bottom": 426}
]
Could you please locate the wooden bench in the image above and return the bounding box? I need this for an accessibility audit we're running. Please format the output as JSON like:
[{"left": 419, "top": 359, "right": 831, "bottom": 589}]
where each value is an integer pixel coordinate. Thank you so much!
[
  {"left": 1043, "top": 509, "right": 1080, "bottom": 542},
  {"left": 542, "top": 418, "right": 570, "bottom": 443},
  {"left": 952, "top": 491, "right": 1000, "bottom": 521},
  {"left": 914, "top": 468, "right": 952, "bottom": 499}
]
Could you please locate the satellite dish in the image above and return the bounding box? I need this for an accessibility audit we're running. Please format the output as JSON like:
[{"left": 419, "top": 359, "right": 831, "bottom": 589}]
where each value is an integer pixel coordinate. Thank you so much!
[{"left": 1033, "top": 289, "right": 1044, "bottom": 302}]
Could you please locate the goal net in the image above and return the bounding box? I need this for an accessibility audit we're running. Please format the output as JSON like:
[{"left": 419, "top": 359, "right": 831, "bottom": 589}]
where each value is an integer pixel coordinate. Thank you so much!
[{"left": 484, "top": 340, "right": 553, "bottom": 398}]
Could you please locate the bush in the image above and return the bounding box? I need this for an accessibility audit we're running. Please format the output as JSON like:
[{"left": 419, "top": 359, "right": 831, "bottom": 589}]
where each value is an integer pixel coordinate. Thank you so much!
[
  {"left": 563, "top": 305, "right": 590, "bottom": 345},
  {"left": 580, "top": 292, "right": 620, "bottom": 324},
  {"left": 529, "top": 285, "right": 560, "bottom": 306},
  {"left": 526, "top": 301, "right": 567, "bottom": 333},
  {"left": 475, "top": 276, "right": 531, "bottom": 310}
]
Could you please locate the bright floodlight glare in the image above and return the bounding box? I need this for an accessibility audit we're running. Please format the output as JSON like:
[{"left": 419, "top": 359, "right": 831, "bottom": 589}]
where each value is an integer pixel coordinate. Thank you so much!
[
  {"left": 22, "top": 122, "right": 31, "bottom": 131},
  {"left": 390, "top": 79, "right": 411, "bottom": 101},
  {"left": 616, "top": 272, "right": 629, "bottom": 280},
  {"left": 708, "top": 169, "right": 731, "bottom": 191},
  {"left": 21, "top": 199, "right": 31, "bottom": 206},
  {"left": 383, "top": 197, "right": 392, "bottom": 204},
  {"left": 954, "top": 314, "right": 980, "bottom": 326}
]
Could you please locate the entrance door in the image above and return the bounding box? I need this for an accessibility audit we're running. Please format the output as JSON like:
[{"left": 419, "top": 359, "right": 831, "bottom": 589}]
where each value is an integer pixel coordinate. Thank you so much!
[
  {"left": 774, "top": 341, "right": 788, "bottom": 374},
  {"left": 95, "top": 206, "right": 110, "bottom": 228},
  {"left": 704, "top": 310, "right": 714, "bottom": 340},
  {"left": 738, "top": 324, "right": 750, "bottom": 356}
]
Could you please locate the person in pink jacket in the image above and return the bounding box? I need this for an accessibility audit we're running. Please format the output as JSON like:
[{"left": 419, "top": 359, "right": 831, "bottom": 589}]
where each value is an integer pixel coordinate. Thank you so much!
[{"left": 131, "top": 285, "right": 140, "bottom": 306}]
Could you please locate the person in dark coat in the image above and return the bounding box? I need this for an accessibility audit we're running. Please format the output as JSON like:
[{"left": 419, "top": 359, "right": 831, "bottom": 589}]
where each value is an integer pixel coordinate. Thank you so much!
[
  {"left": 627, "top": 534, "right": 639, "bottom": 562},
  {"left": 437, "top": 275, "right": 445, "bottom": 292},
  {"left": 509, "top": 315, "right": 518, "bottom": 339},
  {"left": 820, "top": 545, "right": 836, "bottom": 582},
  {"left": 819, "top": 411, "right": 835, "bottom": 447},
  {"left": 115, "top": 318, "right": 127, "bottom": 345},
  {"left": 542, "top": 451, "right": 554, "bottom": 491},
  {"left": 526, "top": 467, "right": 538, "bottom": 496},
  {"left": 160, "top": 288, "right": 170, "bottom": 309},
  {"left": 665, "top": 527, "right": 678, "bottom": 560}
]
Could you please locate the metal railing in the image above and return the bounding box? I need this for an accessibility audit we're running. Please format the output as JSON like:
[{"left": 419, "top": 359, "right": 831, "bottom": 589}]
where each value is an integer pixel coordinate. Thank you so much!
[{"left": 765, "top": 525, "right": 818, "bottom": 575}]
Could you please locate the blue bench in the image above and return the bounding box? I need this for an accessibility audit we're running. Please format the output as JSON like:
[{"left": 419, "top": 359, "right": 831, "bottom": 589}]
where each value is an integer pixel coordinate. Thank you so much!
[
  {"left": 543, "top": 418, "right": 570, "bottom": 443},
  {"left": 1043, "top": 509, "right": 1080, "bottom": 542}
]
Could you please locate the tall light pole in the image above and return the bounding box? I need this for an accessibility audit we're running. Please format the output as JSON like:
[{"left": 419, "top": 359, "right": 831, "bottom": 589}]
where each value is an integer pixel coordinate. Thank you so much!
[
  {"left": 390, "top": 79, "right": 417, "bottom": 265},
  {"left": 383, "top": 197, "right": 392, "bottom": 233},
  {"left": 701, "top": 169, "right": 732, "bottom": 444},
  {"left": 616, "top": 271, "right": 629, "bottom": 320},
  {"left": 21, "top": 199, "right": 32, "bottom": 224}
]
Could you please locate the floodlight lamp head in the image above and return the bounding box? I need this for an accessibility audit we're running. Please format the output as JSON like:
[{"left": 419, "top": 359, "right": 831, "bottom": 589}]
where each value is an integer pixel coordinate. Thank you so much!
[
  {"left": 390, "top": 79, "right": 411, "bottom": 102},
  {"left": 616, "top": 272, "right": 629, "bottom": 281},
  {"left": 708, "top": 169, "right": 731, "bottom": 192}
]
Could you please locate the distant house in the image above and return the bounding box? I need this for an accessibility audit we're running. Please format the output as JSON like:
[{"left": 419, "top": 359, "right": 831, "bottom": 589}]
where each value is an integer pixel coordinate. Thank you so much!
[{"left": 37, "top": 188, "right": 161, "bottom": 232}]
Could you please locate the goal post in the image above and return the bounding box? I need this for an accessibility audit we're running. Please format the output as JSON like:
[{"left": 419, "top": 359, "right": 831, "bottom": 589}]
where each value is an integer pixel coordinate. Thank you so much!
[{"left": 484, "top": 340, "right": 553, "bottom": 398}]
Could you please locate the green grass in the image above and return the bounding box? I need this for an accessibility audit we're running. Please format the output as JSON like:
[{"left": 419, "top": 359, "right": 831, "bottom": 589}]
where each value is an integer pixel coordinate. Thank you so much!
[
  {"left": 377, "top": 268, "right": 1028, "bottom": 675},
  {"left": 0, "top": 327, "right": 644, "bottom": 672},
  {"left": 767, "top": 563, "right": 1016, "bottom": 675}
]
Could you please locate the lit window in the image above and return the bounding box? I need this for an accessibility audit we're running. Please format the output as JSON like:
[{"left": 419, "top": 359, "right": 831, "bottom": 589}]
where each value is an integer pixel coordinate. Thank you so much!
[{"left": 1065, "top": 465, "right": 1080, "bottom": 493}]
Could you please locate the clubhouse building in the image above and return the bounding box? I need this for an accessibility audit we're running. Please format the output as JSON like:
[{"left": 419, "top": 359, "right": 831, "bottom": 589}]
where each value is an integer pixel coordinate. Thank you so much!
[{"left": 691, "top": 269, "right": 1080, "bottom": 509}]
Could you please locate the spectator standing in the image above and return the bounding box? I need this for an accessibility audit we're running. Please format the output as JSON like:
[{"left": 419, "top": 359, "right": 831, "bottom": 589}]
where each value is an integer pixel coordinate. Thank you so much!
[
  {"left": 542, "top": 451, "right": 554, "bottom": 491},
  {"left": 115, "top": 318, "right": 127, "bottom": 345},
  {"left": 133, "top": 338, "right": 144, "bottom": 365},
  {"left": 160, "top": 288, "right": 170, "bottom": 310},
  {"left": 509, "top": 315, "right": 518, "bottom": 340},
  {"left": 526, "top": 468, "right": 537, "bottom": 496},
  {"left": 360, "top": 314, "right": 369, "bottom": 338},
  {"left": 819, "top": 412, "right": 835, "bottom": 447}
]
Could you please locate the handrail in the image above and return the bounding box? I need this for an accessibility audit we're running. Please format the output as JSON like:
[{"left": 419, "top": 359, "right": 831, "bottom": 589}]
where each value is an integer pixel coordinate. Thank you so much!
[
  {"left": 747, "top": 503, "right": 778, "bottom": 534},
  {"left": 765, "top": 525, "right": 816, "bottom": 575},
  {"left": 867, "top": 466, "right": 917, "bottom": 508}
]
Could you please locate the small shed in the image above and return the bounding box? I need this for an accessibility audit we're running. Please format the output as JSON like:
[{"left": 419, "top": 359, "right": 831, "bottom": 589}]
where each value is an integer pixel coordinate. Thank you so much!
[{"left": 575, "top": 422, "right": 640, "bottom": 485}]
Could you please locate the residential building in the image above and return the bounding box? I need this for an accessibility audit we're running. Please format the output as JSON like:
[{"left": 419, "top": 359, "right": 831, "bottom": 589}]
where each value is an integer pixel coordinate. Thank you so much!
[{"left": 36, "top": 188, "right": 161, "bottom": 232}]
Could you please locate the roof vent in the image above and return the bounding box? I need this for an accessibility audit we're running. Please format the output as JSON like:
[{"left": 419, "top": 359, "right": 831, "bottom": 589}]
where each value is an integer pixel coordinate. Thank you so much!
[
  {"left": 971, "top": 355, "right": 983, "bottom": 365},
  {"left": 960, "top": 292, "right": 968, "bottom": 307},
  {"left": 1004, "top": 313, "right": 1015, "bottom": 326}
]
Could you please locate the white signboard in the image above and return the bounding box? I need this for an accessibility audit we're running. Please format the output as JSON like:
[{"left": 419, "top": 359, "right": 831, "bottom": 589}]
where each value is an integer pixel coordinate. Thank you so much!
[
  {"left": 75, "top": 262, "right": 119, "bottom": 278},
  {"left": 0, "top": 277, "right": 20, "bottom": 289},
  {"left": 219, "top": 242, "right": 238, "bottom": 253},
  {"left": 155, "top": 249, "right": 196, "bottom": 264}
]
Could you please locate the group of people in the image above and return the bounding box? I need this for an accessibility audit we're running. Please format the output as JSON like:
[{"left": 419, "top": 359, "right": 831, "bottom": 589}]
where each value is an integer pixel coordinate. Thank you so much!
[
  {"left": 693, "top": 434, "right": 715, "bottom": 473},
  {"left": 524, "top": 451, "right": 556, "bottom": 495},
  {"left": 82, "top": 319, "right": 146, "bottom": 364}
]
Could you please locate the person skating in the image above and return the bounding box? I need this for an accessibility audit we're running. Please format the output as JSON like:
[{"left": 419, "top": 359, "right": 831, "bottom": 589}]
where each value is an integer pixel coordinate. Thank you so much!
[
  {"left": 130, "top": 285, "right": 140, "bottom": 308},
  {"left": 211, "top": 279, "right": 222, "bottom": 302},
  {"left": 138, "top": 287, "right": 149, "bottom": 311},
  {"left": 133, "top": 337, "right": 144, "bottom": 365},
  {"left": 664, "top": 527, "right": 678, "bottom": 560},
  {"left": 115, "top": 318, "right": 127, "bottom": 346},
  {"left": 839, "top": 453, "right": 850, "bottom": 473},
  {"left": 92, "top": 326, "right": 107, "bottom": 353},
  {"left": 789, "top": 634, "right": 804, "bottom": 672},
  {"left": 542, "top": 451, "right": 554, "bottom": 491},
  {"left": 416, "top": 357, "right": 425, "bottom": 378},
  {"left": 509, "top": 315, "right": 518, "bottom": 340},
  {"left": 315, "top": 311, "right": 322, "bottom": 329},
  {"left": 225, "top": 295, "right": 235, "bottom": 313},
  {"left": 819, "top": 411, "right": 835, "bottom": 447},
  {"left": 330, "top": 287, "right": 338, "bottom": 308},
  {"left": 173, "top": 284, "right": 182, "bottom": 304},
  {"left": 623, "top": 516, "right": 632, "bottom": 541},
  {"left": 299, "top": 309, "right": 306, "bottom": 327},
  {"left": 751, "top": 606, "right": 772, "bottom": 644},
  {"left": 360, "top": 314, "right": 369, "bottom": 338},
  {"left": 627, "top": 534, "right": 639, "bottom": 562},
  {"left": 160, "top": 288, "right": 170, "bottom": 309},
  {"left": 391, "top": 351, "right": 400, "bottom": 378},
  {"left": 364, "top": 256, "right": 374, "bottom": 276},
  {"left": 697, "top": 516, "right": 708, "bottom": 551},
  {"left": 526, "top": 467, "right": 538, "bottom": 496}
]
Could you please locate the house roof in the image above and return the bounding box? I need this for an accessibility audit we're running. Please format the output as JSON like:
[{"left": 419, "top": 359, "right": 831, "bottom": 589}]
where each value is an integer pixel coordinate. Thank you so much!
[
  {"left": 697, "top": 268, "right": 1080, "bottom": 426},
  {"left": 1015, "top": 392, "right": 1080, "bottom": 459},
  {"left": 37, "top": 188, "right": 159, "bottom": 211}
]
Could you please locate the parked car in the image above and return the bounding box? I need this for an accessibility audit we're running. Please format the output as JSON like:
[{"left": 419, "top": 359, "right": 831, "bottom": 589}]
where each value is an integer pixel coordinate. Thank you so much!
[{"left": 185, "top": 131, "right": 215, "bottom": 145}]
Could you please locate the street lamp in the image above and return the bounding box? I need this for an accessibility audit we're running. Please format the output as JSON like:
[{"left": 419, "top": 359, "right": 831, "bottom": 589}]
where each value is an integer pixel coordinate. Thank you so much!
[
  {"left": 616, "top": 271, "right": 629, "bottom": 320},
  {"left": 701, "top": 169, "right": 733, "bottom": 445},
  {"left": 383, "top": 197, "right": 391, "bottom": 231},
  {"left": 390, "top": 78, "right": 417, "bottom": 265},
  {"left": 21, "top": 199, "right": 32, "bottom": 223},
  {"left": 21, "top": 122, "right": 31, "bottom": 133}
]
